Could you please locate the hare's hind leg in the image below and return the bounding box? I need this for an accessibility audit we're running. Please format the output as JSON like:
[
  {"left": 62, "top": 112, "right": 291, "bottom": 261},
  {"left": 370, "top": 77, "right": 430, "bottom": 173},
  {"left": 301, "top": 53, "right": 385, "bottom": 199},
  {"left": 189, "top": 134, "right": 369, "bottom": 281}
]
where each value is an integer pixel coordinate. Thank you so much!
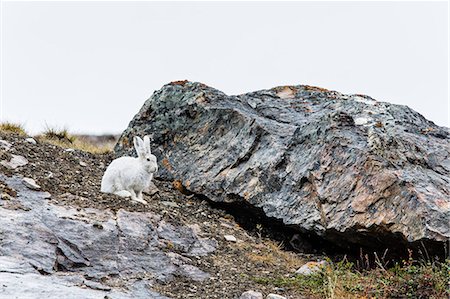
[
  {"left": 130, "top": 190, "right": 148, "bottom": 205},
  {"left": 137, "top": 190, "right": 148, "bottom": 204}
]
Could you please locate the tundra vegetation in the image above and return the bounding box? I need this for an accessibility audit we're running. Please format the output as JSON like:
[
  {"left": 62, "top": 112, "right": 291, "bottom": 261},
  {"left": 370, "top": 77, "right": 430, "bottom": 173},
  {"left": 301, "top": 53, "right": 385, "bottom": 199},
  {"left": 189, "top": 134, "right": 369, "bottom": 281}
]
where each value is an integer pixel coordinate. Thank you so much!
[{"left": 36, "top": 126, "right": 114, "bottom": 154}]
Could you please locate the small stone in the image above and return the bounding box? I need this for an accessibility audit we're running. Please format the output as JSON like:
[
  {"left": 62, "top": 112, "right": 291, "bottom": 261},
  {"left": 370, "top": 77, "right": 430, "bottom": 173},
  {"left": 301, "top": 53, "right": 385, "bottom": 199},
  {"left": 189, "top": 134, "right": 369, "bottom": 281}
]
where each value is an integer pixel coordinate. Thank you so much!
[
  {"left": 25, "top": 138, "right": 37, "bottom": 144},
  {"left": 266, "top": 294, "right": 286, "bottom": 299},
  {"left": 1, "top": 155, "right": 28, "bottom": 169},
  {"left": 295, "top": 260, "right": 327, "bottom": 275},
  {"left": 0, "top": 140, "right": 12, "bottom": 150},
  {"left": 93, "top": 222, "right": 103, "bottom": 229},
  {"left": 79, "top": 161, "right": 87, "bottom": 167},
  {"left": 41, "top": 192, "right": 51, "bottom": 199},
  {"left": 160, "top": 201, "right": 179, "bottom": 208},
  {"left": 22, "top": 178, "right": 41, "bottom": 190},
  {"left": 65, "top": 148, "right": 75, "bottom": 152},
  {"left": 224, "top": 235, "right": 237, "bottom": 242},
  {"left": 1, "top": 192, "right": 12, "bottom": 200},
  {"left": 240, "top": 290, "right": 263, "bottom": 299},
  {"left": 354, "top": 117, "right": 370, "bottom": 125}
]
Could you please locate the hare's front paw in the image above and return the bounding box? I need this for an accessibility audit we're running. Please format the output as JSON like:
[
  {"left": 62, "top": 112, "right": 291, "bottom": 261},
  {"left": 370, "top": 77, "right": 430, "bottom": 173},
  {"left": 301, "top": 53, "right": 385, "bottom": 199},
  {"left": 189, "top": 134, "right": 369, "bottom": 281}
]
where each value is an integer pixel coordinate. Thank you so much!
[
  {"left": 114, "top": 190, "right": 132, "bottom": 198},
  {"left": 131, "top": 197, "right": 148, "bottom": 205}
]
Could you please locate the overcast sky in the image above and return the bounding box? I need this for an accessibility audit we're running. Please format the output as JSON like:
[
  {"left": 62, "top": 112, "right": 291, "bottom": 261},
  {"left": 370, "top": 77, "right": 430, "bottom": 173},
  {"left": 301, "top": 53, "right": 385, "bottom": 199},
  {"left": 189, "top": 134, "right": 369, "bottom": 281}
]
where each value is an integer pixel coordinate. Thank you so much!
[{"left": 1, "top": 1, "right": 448, "bottom": 134}]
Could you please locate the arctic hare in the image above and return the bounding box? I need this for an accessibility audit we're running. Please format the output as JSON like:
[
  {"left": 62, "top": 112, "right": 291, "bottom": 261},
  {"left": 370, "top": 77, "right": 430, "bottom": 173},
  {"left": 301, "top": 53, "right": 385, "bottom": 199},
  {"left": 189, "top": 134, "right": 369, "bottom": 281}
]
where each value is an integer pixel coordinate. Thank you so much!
[{"left": 101, "top": 136, "right": 158, "bottom": 204}]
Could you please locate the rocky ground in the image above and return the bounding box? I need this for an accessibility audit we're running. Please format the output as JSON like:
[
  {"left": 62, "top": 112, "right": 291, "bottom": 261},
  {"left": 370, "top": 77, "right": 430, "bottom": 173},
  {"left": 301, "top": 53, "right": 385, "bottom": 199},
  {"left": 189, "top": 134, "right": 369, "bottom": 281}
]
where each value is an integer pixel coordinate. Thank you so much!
[
  {"left": 0, "top": 132, "right": 316, "bottom": 299},
  {"left": 1, "top": 128, "right": 448, "bottom": 299}
]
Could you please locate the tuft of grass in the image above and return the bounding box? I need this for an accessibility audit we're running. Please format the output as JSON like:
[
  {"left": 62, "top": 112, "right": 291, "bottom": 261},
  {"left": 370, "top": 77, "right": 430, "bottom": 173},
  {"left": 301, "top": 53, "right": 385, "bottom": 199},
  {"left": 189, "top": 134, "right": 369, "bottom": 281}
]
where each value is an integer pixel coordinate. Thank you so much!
[
  {"left": 0, "top": 122, "right": 27, "bottom": 135},
  {"left": 243, "top": 239, "right": 304, "bottom": 270},
  {"left": 38, "top": 127, "right": 113, "bottom": 154},
  {"left": 42, "top": 127, "right": 76, "bottom": 144},
  {"left": 71, "top": 138, "right": 113, "bottom": 154},
  {"left": 253, "top": 257, "right": 450, "bottom": 299}
]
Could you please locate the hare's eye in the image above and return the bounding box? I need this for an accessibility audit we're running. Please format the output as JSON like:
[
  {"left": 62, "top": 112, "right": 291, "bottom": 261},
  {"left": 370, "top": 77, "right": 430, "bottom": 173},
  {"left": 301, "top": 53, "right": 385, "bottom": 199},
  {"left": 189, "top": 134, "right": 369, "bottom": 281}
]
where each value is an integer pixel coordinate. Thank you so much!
[{"left": 146, "top": 158, "right": 150, "bottom": 161}]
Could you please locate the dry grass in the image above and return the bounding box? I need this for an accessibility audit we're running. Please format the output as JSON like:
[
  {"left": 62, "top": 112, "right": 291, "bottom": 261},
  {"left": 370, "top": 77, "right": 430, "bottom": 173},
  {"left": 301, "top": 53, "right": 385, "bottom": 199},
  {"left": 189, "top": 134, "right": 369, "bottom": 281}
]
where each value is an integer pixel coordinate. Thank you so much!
[
  {"left": 0, "top": 122, "right": 27, "bottom": 135},
  {"left": 253, "top": 257, "right": 450, "bottom": 299},
  {"left": 244, "top": 239, "right": 304, "bottom": 270},
  {"left": 37, "top": 127, "right": 113, "bottom": 154},
  {"left": 41, "top": 127, "right": 75, "bottom": 144}
]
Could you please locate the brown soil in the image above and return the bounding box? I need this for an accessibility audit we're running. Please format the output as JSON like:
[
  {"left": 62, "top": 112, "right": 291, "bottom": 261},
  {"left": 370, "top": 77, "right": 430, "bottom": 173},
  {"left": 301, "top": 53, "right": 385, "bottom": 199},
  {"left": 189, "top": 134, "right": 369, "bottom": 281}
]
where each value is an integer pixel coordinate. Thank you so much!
[{"left": 0, "top": 132, "right": 317, "bottom": 299}]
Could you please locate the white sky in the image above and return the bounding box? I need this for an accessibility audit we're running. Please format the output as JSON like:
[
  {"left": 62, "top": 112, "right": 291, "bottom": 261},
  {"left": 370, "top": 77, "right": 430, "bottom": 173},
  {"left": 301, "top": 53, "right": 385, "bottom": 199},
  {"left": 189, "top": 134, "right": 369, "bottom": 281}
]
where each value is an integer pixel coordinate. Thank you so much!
[{"left": 1, "top": 1, "right": 449, "bottom": 134}]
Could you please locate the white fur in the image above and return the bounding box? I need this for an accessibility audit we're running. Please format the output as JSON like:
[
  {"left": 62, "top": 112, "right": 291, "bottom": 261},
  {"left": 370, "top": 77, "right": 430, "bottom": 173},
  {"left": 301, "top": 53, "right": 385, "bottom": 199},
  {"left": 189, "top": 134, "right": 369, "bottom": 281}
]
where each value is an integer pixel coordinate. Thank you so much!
[{"left": 101, "top": 136, "right": 158, "bottom": 204}]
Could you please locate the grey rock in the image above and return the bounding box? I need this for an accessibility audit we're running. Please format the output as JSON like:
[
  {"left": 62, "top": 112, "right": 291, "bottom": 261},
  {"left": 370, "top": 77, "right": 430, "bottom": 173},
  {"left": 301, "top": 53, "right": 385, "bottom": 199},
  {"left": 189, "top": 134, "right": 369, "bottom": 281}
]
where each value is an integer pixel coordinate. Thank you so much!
[
  {"left": 0, "top": 272, "right": 167, "bottom": 299},
  {"left": 0, "top": 256, "right": 39, "bottom": 274},
  {"left": 0, "top": 272, "right": 109, "bottom": 299},
  {"left": 266, "top": 295, "right": 286, "bottom": 299},
  {"left": 177, "top": 264, "right": 210, "bottom": 281},
  {"left": 157, "top": 220, "right": 217, "bottom": 257},
  {"left": 83, "top": 279, "right": 112, "bottom": 291},
  {"left": 0, "top": 174, "right": 217, "bottom": 298},
  {"left": 115, "top": 81, "right": 450, "bottom": 251},
  {"left": 240, "top": 290, "right": 264, "bottom": 299},
  {"left": 1, "top": 154, "right": 28, "bottom": 169},
  {"left": 22, "top": 177, "right": 41, "bottom": 190}
]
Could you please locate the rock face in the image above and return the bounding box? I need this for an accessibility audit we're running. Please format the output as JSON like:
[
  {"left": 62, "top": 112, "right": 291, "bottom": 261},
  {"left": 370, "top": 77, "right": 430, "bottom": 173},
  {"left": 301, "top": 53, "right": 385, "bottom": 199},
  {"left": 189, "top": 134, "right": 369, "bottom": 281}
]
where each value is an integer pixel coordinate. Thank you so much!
[
  {"left": 116, "top": 81, "right": 450, "bottom": 252},
  {"left": 0, "top": 174, "right": 216, "bottom": 298}
]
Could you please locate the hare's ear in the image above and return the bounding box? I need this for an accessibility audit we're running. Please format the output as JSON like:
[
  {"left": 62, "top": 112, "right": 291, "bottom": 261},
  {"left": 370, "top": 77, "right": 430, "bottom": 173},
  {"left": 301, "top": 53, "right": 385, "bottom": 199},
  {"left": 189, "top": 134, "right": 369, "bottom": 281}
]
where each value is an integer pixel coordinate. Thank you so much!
[
  {"left": 143, "top": 135, "right": 151, "bottom": 153},
  {"left": 133, "top": 136, "right": 145, "bottom": 157}
]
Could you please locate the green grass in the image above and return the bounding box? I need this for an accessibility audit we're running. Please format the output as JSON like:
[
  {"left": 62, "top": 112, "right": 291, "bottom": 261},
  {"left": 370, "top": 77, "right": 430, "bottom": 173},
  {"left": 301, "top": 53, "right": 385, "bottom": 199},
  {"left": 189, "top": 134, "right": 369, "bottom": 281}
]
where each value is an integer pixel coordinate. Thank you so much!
[
  {"left": 0, "top": 122, "right": 27, "bottom": 135},
  {"left": 253, "top": 258, "right": 450, "bottom": 299}
]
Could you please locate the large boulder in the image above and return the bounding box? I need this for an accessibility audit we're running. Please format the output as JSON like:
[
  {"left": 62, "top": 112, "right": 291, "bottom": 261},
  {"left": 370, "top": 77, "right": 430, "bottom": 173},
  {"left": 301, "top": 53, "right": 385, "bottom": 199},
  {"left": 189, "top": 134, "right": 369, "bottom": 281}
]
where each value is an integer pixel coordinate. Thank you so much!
[{"left": 116, "top": 81, "right": 450, "bottom": 252}]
